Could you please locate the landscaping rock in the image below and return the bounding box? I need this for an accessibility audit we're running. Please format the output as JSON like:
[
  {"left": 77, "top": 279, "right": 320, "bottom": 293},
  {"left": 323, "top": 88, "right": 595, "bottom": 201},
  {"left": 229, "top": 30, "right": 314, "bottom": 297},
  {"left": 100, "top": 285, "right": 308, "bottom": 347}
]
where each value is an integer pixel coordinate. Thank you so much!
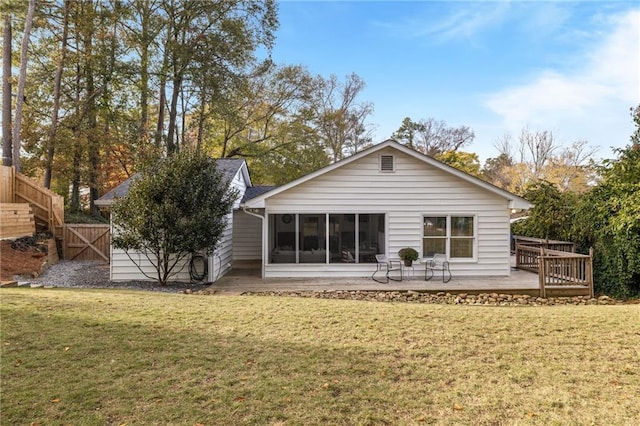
[{"left": 234, "top": 290, "right": 622, "bottom": 307}]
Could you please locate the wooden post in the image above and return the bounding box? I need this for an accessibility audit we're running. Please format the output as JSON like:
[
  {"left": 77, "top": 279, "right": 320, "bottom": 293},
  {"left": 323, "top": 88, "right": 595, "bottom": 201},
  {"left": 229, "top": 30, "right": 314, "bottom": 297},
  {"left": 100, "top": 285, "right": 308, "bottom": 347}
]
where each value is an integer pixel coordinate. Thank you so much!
[
  {"left": 588, "top": 247, "right": 594, "bottom": 298},
  {"left": 538, "top": 255, "right": 545, "bottom": 298}
]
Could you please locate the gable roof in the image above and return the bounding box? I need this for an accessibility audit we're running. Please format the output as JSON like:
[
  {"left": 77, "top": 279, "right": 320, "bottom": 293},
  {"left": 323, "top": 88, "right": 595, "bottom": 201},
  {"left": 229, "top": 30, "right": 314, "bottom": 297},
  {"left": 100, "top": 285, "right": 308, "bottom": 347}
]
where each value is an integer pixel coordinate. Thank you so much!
[
  {"left": 243, "top": 139, "right": 532, "bottom": 210},
  {"left": 95, "top": 158, "right": 250, "bottom": 207}
]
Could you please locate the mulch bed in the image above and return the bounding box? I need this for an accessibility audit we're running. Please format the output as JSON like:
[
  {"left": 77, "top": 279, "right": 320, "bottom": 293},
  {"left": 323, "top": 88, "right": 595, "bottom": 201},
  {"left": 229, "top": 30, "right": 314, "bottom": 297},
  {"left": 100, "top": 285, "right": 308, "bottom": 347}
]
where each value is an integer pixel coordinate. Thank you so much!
[{"left": 0, "top": 233, "right": 53, "bottom": 280}]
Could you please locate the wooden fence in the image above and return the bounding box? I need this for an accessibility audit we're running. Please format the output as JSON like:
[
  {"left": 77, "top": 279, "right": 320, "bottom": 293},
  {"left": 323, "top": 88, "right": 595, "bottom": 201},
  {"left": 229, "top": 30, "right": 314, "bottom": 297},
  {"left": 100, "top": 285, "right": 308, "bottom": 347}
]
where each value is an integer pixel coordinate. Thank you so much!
[
  {"left": 1, "top": 165, "right": 64, "bottom": 237},
  {"left": 63, "top": 224, "right": 110, "bottom": 262},
  {"left": 0, "top": 165, "right": 14, "bottom": 202},
  {"left": 514, "top": 237, "right": 593, "bottom": 298}
]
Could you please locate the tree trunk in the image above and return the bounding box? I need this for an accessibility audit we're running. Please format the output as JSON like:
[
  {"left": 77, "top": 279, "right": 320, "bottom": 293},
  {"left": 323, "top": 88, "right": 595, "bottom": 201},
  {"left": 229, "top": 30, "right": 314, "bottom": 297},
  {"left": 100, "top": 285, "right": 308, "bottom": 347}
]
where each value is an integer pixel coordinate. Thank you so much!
[
  {"left": 139, "top": 0, "right": 150, "bottom": 141},
  {"left": 166, "top": 73, "right": 181, "bottom": 155},
  {"left": 155, "top": 27, "right": 170, "bottom": 149},
  {"left": 196, "top": 90, "right": 206, "bottom": 151},
  {"left": 84, "top": 7, "right": 100, "bottom": 216},
  {"left": 44, "top": 0, "right": 70, "bottom": 189},
  {"left": 2, "top": 14, "right": 12, "bottom": 166},
  {"left": 12, "top": 0, "right": 36, "bottom": 172},
  {"left": 69, "top": 53, "right": 82, "bottom": 214}
]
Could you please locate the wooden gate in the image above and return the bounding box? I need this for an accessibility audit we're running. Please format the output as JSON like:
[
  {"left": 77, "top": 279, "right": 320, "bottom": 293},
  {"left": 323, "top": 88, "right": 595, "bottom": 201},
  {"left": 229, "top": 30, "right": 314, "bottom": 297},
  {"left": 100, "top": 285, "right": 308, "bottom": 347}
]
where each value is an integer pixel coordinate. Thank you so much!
[{"left": 63, "top": 224, "right": 110, "bottom": 262}]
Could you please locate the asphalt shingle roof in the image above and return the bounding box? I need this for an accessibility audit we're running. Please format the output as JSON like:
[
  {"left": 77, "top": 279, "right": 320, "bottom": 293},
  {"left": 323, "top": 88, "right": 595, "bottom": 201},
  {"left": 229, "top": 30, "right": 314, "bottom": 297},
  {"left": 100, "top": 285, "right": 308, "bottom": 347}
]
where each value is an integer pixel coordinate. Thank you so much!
[
  {"left": 96, "top": 158, "right": 247, "bottom": 205},
  {"left": 241, "top": 185, "right": 277, "bottom": 203}
]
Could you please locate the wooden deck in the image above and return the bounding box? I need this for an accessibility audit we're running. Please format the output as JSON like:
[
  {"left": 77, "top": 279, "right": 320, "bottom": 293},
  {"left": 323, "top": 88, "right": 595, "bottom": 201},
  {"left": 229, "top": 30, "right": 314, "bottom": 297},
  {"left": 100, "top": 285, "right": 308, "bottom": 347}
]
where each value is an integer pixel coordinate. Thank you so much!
[{"left": 213, "top": 261, "right": 540, "bottom": 295}]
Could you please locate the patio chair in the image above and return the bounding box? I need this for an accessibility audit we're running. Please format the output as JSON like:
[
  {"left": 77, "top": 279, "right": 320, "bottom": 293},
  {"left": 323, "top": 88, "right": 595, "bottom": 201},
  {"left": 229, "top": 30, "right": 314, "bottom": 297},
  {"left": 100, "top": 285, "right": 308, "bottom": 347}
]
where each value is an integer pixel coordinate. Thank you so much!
[
  {"left": 372, "top": 254, "right": 403, "bottom": 283},
  {"left": 424, "top": 253, "right": 452, "bottom": 283}
]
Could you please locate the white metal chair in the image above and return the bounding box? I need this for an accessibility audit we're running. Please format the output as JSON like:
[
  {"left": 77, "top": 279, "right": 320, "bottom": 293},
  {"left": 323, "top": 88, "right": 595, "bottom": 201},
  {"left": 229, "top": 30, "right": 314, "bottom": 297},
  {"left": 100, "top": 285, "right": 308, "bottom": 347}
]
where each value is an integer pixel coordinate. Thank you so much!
[
  {"left": 424, "top": 253, "right": 452, "bottom": 283},
  {"left": 372, "top": 254, "right": 403, "bottom": 283}
]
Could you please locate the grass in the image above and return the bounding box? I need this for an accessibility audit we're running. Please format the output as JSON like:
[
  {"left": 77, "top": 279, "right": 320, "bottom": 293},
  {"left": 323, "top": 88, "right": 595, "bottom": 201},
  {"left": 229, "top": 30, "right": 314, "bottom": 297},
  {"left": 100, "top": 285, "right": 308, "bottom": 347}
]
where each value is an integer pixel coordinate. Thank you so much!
[{"left": 1, "top": 289, "right": 639, "bottom": 426}]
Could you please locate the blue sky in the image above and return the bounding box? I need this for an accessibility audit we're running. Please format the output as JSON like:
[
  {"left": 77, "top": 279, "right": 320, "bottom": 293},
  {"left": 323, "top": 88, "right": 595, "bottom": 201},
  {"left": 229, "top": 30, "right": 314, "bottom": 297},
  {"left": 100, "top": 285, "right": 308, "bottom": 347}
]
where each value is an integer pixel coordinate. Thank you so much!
[{"left": 271, "top": 1, "right": 640, "bottom": 162}]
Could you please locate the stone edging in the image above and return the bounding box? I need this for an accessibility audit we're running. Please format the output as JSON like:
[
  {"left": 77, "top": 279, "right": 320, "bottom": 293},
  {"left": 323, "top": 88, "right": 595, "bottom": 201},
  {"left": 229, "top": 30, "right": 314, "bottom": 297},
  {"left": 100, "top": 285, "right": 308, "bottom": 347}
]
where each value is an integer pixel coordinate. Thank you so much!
[{"left": 193, "top": 289, "right": 625, "bottom": 306}]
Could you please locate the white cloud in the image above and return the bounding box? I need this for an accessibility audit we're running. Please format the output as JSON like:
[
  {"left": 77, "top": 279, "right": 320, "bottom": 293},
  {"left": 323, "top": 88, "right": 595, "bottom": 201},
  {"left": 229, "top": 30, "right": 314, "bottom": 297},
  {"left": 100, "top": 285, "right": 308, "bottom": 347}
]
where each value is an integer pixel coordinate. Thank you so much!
[
  {"left": 484, "top": 9, "right": 640, "bottom": 153},
  {"left": 375, "top": 2, "right": 511, "bottom": 43}
]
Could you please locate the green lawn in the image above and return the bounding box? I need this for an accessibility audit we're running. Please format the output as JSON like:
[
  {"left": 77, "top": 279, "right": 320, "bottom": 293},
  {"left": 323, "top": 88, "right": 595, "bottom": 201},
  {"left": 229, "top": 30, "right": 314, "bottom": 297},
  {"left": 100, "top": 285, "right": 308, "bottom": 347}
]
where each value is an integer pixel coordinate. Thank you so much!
[{"left": 1, "top": 289, "right": 639, "bottom": 425}]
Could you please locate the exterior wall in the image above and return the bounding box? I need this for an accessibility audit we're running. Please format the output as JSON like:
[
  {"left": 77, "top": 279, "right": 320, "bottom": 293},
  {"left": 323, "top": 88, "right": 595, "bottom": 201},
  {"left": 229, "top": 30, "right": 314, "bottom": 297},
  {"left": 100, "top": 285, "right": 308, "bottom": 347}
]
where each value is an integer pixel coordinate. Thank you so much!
[
  {"left": 110, "top": 165, "right": 249, "bottom": 282},
  {"left": 232, "top": 210, "right": 262, "bottom": 260},
  {"left": 209, "top": 211, "right": 234, "bottom": 281},
  {"left": 110, "top": 246, "right": 193, "bottom": 282},
  {"left": 263, "top": 147, "right": 511, "bottom": 278}
]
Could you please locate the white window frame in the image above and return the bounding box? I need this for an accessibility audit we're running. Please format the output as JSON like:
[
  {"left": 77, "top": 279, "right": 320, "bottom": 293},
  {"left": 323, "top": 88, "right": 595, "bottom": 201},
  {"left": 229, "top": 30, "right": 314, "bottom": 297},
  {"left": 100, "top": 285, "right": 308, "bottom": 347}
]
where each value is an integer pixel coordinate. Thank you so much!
[
  {"left": 422, "top": 214, "right": 477, "bottom": 262},
  {"left": 267, "top": 213, "right": 387, "bottom": 264}
]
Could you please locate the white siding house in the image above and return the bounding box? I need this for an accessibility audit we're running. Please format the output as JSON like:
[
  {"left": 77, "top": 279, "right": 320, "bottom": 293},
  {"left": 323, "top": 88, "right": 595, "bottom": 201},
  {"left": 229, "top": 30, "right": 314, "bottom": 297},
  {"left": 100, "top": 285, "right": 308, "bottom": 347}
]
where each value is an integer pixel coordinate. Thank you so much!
[
  {"left": 242, "top": 140, "right": 531, "bottom": 279},
  {"left": 96, "top": 159, "right": 251, "bottom": 282}
]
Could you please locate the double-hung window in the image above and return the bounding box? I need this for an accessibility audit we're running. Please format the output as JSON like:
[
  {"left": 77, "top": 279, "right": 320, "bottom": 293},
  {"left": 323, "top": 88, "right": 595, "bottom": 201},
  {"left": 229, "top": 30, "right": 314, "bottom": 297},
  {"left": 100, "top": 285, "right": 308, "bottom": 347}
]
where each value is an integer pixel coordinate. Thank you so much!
[{"left": 423, "top": 215, "right": 475, "bottom": 260}]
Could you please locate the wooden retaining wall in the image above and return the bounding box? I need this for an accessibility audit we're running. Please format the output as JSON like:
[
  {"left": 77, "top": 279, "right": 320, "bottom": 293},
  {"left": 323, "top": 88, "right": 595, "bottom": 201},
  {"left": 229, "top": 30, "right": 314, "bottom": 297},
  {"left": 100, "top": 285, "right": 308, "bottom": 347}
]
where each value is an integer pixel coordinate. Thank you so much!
[
  {"left": 63, "top": 224, "right": 110, "bottom": 262},
  {"left": 0, "top": 166, "right": 64, "bottom": 237},
  {"left": 0, "top": 203, "right": 36, "bottom": 239}
]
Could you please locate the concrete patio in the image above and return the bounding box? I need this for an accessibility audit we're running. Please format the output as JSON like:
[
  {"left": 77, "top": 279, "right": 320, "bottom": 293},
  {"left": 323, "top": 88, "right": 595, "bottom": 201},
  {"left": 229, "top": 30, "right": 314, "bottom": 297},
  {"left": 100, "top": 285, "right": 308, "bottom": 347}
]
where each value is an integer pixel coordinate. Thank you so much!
[{"left": 211, "top": 260, "right": 541, "bottom": 295}]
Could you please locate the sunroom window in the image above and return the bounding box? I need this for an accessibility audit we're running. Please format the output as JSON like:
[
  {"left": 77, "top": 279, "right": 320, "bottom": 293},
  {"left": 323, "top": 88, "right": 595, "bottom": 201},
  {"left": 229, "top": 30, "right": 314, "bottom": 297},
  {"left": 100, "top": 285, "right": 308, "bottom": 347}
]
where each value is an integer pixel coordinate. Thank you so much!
[{"left": 269, "top": 213, "right": 385, "bottom": 264}]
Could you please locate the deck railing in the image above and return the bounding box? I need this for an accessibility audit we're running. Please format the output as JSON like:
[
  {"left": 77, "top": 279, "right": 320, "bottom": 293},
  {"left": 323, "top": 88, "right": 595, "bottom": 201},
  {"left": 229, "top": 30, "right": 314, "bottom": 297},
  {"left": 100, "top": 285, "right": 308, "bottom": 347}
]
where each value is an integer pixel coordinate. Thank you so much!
[
  {"left": 538, "top": 248, "right": 594, "bottom": 298},
  {"left": 513, "top": 235, "right": 576, "bottom": 253},
  {"left": 514, "top": 237, "right": 593, "bottom": 298}
]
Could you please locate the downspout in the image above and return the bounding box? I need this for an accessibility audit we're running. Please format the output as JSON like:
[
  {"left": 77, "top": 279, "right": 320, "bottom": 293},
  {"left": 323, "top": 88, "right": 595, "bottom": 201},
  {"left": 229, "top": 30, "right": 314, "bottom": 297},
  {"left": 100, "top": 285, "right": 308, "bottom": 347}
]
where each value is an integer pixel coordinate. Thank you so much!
[{"left": 242, "top": 205, "right": 266, "bottom": 279}]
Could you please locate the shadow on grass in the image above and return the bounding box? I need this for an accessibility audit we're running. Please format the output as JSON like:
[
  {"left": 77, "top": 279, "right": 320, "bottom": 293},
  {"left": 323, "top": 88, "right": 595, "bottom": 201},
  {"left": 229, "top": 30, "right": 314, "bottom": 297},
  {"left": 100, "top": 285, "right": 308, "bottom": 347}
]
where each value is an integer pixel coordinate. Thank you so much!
[{"left": 2, "top": 289, "right": 639, "bottom": 425}]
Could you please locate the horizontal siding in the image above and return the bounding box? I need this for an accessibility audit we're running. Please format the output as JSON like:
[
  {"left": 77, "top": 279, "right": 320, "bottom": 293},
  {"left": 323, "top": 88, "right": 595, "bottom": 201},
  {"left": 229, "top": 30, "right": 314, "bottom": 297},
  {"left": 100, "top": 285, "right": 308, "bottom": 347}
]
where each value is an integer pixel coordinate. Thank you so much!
[
  {"left": 233, "top": 210, "right": 262, "bottom": 260},
  {"left": 264, "top": 148, "right": 512, "bottom": 278},
  {"left": 230, "top": 169, "right": 248, "bottom": 209},
  {"left": 210, "top": 212, "right": 234, "bottom": 281},
  {"left": 110, "top": 248, "right": 192, "bottom": 282}
]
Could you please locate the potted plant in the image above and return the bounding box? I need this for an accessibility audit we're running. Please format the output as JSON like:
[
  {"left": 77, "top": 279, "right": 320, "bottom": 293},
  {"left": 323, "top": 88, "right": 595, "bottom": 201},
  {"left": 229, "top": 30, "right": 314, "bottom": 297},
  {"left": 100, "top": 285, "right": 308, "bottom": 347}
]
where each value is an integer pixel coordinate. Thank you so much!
[{"left": 398, "top": 247, "right": 419, "bottom": 267}]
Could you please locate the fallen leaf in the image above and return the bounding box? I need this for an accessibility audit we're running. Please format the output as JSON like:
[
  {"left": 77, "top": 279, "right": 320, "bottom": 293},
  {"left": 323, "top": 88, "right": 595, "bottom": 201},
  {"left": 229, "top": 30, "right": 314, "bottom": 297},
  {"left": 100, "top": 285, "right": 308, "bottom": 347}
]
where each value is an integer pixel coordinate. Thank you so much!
[
  {"left": 235, "top": 396, "right": 245, "bottom": 402},
  {"left": 14, "top": 359, "right": 22, "bottom": 367},
  {"left": 50, "top": 398, "right": 60, "bottom": 403},
  {"left": 453, "top": 403, "right": 463, "bottom": 411},
  {"left": 417, "top": 415, "right": 426, "bottom": 422},
  {"left": 321, "top": 383, "right": 329, "bottom": 389},
  {"left": 527, "top": 412, "right": 537, "bottom": 418},
  {"left": 64, "top": 347, "right": 70, "bottom": 351}
]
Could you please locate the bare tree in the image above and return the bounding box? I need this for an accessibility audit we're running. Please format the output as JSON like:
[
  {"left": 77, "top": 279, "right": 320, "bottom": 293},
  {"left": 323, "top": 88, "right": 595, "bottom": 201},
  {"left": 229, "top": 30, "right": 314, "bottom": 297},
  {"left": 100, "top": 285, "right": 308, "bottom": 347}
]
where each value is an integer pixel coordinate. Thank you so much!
[
  {"left": 519, "top": 127, "right": 557, "bottom": 179},
  {"left": 392, "top": 117, "right": 474, "bottom": 156},
  {"left": 485, "top": 127, "right": 598, "bottom": 193},
  {"left": 313, "top": 73, "right": 374, "bottom": 162}
]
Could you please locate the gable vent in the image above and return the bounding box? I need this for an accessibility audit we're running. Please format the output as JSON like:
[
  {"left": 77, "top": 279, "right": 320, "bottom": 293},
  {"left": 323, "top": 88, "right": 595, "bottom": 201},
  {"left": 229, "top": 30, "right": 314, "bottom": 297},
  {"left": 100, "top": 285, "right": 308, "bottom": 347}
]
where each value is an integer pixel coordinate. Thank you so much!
[{"left": 380, "top": 155, "right": 395, "bottom": 172}]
